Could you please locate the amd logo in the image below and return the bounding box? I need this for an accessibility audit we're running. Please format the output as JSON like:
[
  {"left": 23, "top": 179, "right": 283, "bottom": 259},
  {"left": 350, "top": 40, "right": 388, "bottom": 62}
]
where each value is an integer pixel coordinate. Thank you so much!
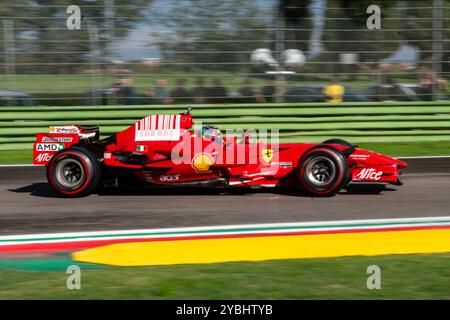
[{"left": 36, "top": 143, "right": 64, "bottom": 152}]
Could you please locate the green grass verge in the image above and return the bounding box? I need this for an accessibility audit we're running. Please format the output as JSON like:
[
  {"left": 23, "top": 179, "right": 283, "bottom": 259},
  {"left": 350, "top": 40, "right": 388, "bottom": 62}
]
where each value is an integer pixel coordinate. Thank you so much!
[
  {"left": 0, "top": 150, "right": 32, "bottom": 164},
  {"left": 0, "top": 253, "right": 449, "bottom": 299},
  {"left": 1, "top": 141, "right": 449, "bottom": 164}
]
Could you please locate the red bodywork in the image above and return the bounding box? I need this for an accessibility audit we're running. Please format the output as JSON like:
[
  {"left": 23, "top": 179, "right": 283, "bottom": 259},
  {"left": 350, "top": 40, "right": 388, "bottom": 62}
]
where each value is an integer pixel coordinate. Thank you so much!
[{"left": 33, "top": 113, "right": 407, "bottom": 189}]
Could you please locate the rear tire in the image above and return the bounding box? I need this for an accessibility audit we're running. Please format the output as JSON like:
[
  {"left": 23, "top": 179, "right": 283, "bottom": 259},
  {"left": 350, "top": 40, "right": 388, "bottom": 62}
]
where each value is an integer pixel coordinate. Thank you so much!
[
  {"left": 298, "top": 146, "right": 349, "bottom": 196},
  {"left": 47, "top": 146, "right": 101, "bottom": 197}
]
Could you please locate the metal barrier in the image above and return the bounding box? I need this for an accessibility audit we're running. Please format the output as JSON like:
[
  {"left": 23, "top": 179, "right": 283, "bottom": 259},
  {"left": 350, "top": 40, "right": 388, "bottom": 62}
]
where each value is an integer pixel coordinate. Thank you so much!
[{"left": 1, "top": 102, "right": 450, "bottom": 150}]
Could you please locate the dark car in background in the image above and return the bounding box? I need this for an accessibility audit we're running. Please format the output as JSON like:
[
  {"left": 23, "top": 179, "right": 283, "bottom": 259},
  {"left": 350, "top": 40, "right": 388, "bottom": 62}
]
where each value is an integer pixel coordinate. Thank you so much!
[
  {"left": 360, "top": 84, "right": 421, "bottom": 102},
  {"left": 283, "top": 83, "right": 447, "bottom": 103},
  {"left": 0, "top": 91, "right": 35, "bottom": 107}
]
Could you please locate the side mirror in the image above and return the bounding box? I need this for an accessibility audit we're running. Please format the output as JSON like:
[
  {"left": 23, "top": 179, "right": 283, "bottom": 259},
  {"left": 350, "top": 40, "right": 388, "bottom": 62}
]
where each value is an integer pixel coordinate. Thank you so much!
[{"left": 181, "top": 106, "right": 192, "bottom": 115}]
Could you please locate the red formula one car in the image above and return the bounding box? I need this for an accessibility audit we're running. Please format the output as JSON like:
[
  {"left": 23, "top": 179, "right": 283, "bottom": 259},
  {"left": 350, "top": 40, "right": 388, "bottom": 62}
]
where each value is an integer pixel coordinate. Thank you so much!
[{"left": 33, "top": 108, "right": 407, "bottom": 197}]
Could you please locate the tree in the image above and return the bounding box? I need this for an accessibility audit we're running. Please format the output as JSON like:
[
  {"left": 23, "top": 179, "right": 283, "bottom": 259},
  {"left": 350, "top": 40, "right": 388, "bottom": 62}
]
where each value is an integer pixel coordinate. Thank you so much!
[
  {"left": 321, "top": 0, "right": 450, "bottom": 74},
  {"left": 278, "top": 0, "right": 312, "bottom": 54},
  {"left": 321, "top": 0, "right": 400, "bottom": 71},
  {"left": 399, "top": 0, "right": 450, "bottom": 74},
  {"left": 0, "top": 0, "right": 153, "bottom": 73},
  {"left": 151, "top": 0, "right": 276, "bottom": 71}
]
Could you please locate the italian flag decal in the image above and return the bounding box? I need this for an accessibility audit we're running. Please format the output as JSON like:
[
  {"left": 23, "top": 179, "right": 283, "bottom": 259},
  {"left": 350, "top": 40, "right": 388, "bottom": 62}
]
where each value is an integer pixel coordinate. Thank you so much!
[{"left": 137, "top": 145, "right": 147, "bottom": 152}]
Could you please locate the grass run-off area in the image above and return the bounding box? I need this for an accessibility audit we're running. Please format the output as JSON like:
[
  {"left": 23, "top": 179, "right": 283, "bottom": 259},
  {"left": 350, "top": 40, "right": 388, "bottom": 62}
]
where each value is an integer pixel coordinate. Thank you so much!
[
  {"left": 0, "top": 253, "right": 449, "bottom": 299},
  {"left": 1, "top": 141, "right": 450, "bottom": 164}
]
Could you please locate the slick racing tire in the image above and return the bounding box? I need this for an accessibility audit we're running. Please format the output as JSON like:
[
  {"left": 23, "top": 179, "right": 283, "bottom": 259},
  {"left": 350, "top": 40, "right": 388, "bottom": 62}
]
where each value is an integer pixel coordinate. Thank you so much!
[
  {"left": 322, "top": 138, "right": 353, "bottom": 148},
  {"left": 298, "top": 146, "right": 349, "bottom": 197},
  {"left": 47, "top": 146, "right": 101, "bottom": 197}
]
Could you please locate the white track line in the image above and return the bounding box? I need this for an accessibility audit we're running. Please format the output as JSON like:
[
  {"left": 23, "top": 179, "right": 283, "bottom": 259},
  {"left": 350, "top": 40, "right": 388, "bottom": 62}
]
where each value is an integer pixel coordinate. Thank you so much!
[
  {"left": 1, "top": 216, "right": 450, "bottom": 243},
  {"left": 0, "top": 164, "right": 40, "bottom": 167}
]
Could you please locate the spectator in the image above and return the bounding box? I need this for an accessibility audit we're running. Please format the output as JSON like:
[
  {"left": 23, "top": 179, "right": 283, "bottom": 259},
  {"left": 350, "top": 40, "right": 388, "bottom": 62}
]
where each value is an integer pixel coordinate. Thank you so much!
[
  {"left": 146, "top": 79, "right": 171, "bottom": 104},
  {"left": 207, "top": 79, "right": 228, "bottom": 104},
  {"left": 170, "top": 78, "right": 191, "bottom": 104},
  {"left": 112, "top": 76, "right": 136, "bottom": 105},
  {"left": 323, "top": 75, "right": 345, "bottom": 103},
  {"left": 379, "top": 74, "right": 396, "bottom": 101},
  {"left": 418, "top": 71, "right": 449, "bottom": 101},
  {"left": 192, "top": 78, "right": 206, "bottom": 104},
  {"left": 261, "top": 79, "right": 276, "bottom": 103},
  {"left": 437, "top": 77, "right": 449, "bottom": 100},
  {"left": 419, "top": 71, "right": 435, "bottom": 101},
  {"left": 239, "top": 79, "right": 260, "bottom": 103}
]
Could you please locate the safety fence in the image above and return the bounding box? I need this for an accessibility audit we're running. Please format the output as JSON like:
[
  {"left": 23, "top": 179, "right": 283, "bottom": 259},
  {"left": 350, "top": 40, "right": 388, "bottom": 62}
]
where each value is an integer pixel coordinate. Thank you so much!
[{"left": 0, "top": 101, "right": 450, "bottom": 150}]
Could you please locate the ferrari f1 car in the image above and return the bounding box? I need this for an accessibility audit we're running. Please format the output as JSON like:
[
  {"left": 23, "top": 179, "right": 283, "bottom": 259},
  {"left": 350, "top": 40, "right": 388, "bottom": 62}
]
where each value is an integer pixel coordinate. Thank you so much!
[{"left": 33, "top": 108, "right": 407, "bottom": 197}]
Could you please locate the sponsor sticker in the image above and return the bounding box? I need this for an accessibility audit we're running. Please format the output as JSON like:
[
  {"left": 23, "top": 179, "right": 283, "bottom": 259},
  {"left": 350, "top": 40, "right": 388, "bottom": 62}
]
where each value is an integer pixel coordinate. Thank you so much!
[
  {"left": 49, "top": 126, "right": 79, "bottom": 134},
  {"left": 350, "top": 154, "right": 370, "bottom": 160},
  {"left": 35, "top": 153, "right": 52, "bottom": 162},
  {"left": 192, "top": 153, "right": 215, "bottom": 172},
  {"left": 279, "top": 161, "right": 293, "bottom": 168},
  {"left": 36, "top": 143, "right": 64, "bottom": 152},
  {"left": 42, "top": 136, "right": 73, "bottom": 143},
  {"left": 356, "top": 168, "right": 383, "bottom": 180},
  {"left": 135, "top": 114, "right": 181, "bottom": 141},
  {"left": 160, "top": 174, "right": 181, "bottom": 182}
]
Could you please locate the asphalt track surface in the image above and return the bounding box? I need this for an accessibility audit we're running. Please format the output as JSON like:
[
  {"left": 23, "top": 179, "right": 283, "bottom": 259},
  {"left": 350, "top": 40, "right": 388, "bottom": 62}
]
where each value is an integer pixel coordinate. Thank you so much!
[{"left": 0, "top": 157, "right": 449, "bottom": 235}]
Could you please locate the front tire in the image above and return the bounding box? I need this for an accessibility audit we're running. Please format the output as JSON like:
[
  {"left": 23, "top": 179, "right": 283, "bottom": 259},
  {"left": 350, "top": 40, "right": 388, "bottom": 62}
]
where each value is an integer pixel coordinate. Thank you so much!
[
  {"left": 322, "top": 139, "right": 353, "bottom": 148},
  {"left": 298, "top": 147, "right": 349, "bottom": 196},
  {"left": 47, "top": 147, "right": 101, "bottom": 197}
]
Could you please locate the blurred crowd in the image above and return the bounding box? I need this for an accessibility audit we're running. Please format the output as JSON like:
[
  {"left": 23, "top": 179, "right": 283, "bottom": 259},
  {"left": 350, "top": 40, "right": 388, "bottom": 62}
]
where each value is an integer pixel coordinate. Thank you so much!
[
  {"left": 110, "top": 76, "right": 277, "bottom": 105},
  {"left": 106, "top": 71, "right": 449, "bottom": 105}
]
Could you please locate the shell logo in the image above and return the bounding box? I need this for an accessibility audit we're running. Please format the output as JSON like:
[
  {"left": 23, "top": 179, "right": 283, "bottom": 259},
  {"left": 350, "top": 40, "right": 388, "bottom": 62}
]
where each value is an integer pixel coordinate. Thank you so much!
[{"left": 192, "top": 153, "right": 215, "bottom": 172}]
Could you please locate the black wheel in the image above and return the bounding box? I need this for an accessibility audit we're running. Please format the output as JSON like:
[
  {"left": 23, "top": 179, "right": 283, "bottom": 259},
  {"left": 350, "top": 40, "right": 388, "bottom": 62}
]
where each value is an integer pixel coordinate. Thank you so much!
[
  {"left": 322, "top": 139, "right": 353, "bottom": 148},
  {"left": 47, "top": 146, "right": 101, "bottom": 197},
  {"left": 298, "top": 146, "right": 349, "bottom": 196}
]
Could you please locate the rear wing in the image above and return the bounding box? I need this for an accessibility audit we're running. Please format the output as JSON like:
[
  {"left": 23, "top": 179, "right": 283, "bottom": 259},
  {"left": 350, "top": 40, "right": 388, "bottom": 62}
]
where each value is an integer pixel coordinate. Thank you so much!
[{"left": 33, "top": 125, "right": 99, "bottom": 165}]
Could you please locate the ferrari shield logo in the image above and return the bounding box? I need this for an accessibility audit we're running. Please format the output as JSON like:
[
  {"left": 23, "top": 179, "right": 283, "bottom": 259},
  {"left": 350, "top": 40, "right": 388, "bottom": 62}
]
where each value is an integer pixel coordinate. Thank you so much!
[{"left": 262, "top": 148, "right": 273, "bottom": 163}]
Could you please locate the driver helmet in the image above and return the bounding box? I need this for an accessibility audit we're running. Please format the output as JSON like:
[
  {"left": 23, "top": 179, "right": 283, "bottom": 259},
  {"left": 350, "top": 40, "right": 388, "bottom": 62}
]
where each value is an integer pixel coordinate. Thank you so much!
[{"left": 202, "top": 125, "right": 222, "bottom": 143}]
